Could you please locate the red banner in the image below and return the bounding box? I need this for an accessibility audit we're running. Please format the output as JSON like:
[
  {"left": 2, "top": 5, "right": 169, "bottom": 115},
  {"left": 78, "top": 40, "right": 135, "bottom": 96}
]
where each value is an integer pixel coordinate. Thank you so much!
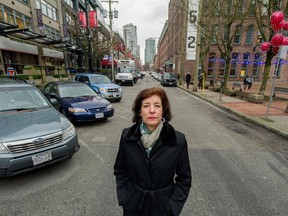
[
  {"left": 88, "top": 11, "right": 98, "bottom": 28},
  {"left": 79, "top": 12, "right": 87, "bottom": 27}
]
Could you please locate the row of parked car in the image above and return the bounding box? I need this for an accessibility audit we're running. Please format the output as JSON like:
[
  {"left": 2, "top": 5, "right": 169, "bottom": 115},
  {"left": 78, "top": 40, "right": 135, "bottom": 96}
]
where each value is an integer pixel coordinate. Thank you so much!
[
  {"left": 151, "top": 72, "right": 178, "bottom": 87},
  {"left": 0, "top": 73, "right": 124, "bottom": 178}
]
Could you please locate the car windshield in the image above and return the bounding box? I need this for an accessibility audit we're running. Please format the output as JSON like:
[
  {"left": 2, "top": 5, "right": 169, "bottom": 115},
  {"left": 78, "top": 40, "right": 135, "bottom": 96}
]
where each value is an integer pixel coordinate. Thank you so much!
[
  {"left": 59, "top": 85, "right": 97, "bottom": 98},
  {"left": 0, "top": 86, "right": 49, "bottom": 111},
  {"left": 90, "top": 76, "right": 111, "bottom": 84},
  {"left": 164, "top": 73, "right": 176, "bottom": 78}
]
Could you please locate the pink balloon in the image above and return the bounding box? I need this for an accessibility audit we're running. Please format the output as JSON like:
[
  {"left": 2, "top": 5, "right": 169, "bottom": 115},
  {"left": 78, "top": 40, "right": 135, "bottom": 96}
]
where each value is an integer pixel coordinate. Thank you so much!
[
  {"left": 272, "top": 46, "right": 279, "bottom": 54},
  {"left": 283, "top": 37, "right": 288, "bottom": 45},
  {"left": 270, "top": 11, "right": 284, "bottom": 25},
  {"left": 270, "top": 33, "right": 284, "bottom": 47},
  {"left": 260, "top": 42, "right": 271, "bottom": 51},
  {"left": 272, "top": 20, "right": 284, "bottom": 32},
  {"left": 283, "top": 22, "right": 288, "bottom": 31}
]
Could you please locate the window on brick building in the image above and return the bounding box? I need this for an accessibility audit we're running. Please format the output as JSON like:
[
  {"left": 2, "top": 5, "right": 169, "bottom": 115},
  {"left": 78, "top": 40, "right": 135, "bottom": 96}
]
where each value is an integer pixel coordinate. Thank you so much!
[
  {"left": 234, "top": 25, "right": 242, "bottom": 44},
  {"left": 257, "top": 28, "right": 265, "bottom": 43},
  {"left": 229, "top": 53, "right": 238, "bottom": 77},
  {"left": 219, "top": 55, "right": 226, "bottom": 77},
  {"left": 245, "top": 25, "right": 254, "bottom": 44},
  {"left": 249, "top": 0, "right": 256, "bottom": 16},
  {"left": 207, "top": 53, "right": 216, "bottom": 77},
  {"left": 252, "top": 53, "right": 261, "bottom": 77},
  {"left": 241, "top": 52, "right": 250, "bottom": 77},
  {"left": 237, "top": 0, "right": 245, "bottom": 15},
  {"left": 224, "top": 25, "right": 229, "bottom": 43}
]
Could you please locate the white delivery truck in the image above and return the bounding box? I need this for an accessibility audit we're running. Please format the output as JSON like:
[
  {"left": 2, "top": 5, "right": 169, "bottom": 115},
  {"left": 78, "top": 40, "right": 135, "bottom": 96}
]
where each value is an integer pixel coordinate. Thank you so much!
[{"left": 115, "top": 59, "right": 138, "bottom": 86}]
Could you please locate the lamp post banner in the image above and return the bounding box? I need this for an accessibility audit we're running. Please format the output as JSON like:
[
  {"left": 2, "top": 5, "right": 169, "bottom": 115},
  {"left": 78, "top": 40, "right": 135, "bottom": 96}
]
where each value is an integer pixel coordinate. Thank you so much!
[
  {"left": 186, "top": 0, "right": 199, "bottom": 60},
  {"left": 79, "top": 12, "right": 87, "bottom": 28},
  {"left": 89, "top": 11, "right": 98, "bottom": 28}
]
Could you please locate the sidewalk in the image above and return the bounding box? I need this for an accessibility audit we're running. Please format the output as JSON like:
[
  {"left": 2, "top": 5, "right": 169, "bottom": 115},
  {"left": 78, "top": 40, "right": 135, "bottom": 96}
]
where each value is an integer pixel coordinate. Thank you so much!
[{"left": 178, "top": 82, "right": 288, "bottom": 138}]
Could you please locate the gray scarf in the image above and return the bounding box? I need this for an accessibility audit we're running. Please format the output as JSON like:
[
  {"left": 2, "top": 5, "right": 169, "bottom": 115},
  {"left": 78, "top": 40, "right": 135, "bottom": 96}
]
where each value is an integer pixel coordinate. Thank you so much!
[{"left": 140, "top": 120, "right": 163, "bottom": 149}]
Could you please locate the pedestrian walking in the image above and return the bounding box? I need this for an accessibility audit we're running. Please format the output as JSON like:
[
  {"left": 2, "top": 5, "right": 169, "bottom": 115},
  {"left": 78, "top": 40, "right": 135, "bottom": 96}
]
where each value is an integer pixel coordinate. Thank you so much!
[
  {"left": 198, "top": 73, "right": 203, "bottom": 89},
  {"left": 243, "top": 75, "right": 253, "bottom": 90},
  {"left": 185, "top": 72, "right": 191, "bottom": 89},
  {"left": 114, "top": 87, "right": 192, "bottom": 216}
]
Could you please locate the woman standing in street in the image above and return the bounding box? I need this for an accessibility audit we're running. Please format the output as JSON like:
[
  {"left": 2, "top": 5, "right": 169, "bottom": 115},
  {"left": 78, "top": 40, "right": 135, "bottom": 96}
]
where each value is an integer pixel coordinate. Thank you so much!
[{"left": 114, "top": 87, "right": 192, "bottom": 216}]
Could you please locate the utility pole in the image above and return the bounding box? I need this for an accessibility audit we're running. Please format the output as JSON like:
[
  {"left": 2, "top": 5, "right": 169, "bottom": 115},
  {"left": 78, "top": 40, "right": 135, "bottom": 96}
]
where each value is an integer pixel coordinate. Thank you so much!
[
  {"left": 193, "top": 0, "right": 202, "bottom": 92},
  {"left": 179, "top": 0, "right": 188, "bottom": 86},
  {"left": 102, "top": 0, "right": 118, "bottom": 82}
]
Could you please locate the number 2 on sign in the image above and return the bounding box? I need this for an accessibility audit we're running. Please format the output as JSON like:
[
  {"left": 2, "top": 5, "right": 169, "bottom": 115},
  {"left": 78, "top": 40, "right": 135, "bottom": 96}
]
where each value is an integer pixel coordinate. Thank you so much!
[{"left": 188, "top": 36, "right": 196, "bottom": 48}]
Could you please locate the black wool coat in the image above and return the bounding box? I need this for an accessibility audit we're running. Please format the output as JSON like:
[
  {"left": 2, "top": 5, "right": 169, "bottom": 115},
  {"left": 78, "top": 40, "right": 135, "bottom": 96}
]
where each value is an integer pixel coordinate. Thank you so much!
[{"left": 114, "top": 122, "right": 192, "bottom": 216}]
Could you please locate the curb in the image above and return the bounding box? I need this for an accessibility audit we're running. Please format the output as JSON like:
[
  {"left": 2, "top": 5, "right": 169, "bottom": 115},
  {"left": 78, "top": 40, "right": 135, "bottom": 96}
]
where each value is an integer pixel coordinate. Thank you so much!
[{"left": 178, "top": 86, "right": 288, "bottom": 139}]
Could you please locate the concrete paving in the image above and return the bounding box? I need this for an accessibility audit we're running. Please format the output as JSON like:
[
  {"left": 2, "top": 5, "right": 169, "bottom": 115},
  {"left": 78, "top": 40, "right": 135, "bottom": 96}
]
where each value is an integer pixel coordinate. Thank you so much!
[{"left": 178, "top": 82, "right": 288, "bottom": 138}]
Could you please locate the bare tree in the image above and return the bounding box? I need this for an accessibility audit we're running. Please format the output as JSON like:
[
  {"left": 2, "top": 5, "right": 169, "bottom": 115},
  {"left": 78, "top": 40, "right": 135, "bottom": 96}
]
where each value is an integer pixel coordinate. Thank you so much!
[
  {"left": 253, "top": 0, "right": 287, "bottom": 95},
  {"left": 196, "top": 0, "right": 255, "bottom": 89}
]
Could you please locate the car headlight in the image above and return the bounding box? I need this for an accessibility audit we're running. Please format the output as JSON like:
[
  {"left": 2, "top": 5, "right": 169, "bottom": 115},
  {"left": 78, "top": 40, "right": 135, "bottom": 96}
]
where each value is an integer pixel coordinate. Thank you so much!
[
  {"left": 115, "top": 74, "right": 119, "bottom": 79},
  {"left": 68, "top": 107, "right": 87, "bottom": 113},
  {"left": 128, "top": 75, "right": 133, "bottom": 79},
  {"left": 0, "top": 143, "right": 9, "bottom": 153},
  {"left": 63, "top": 123, "right": 76, "bottom": 140},
  {"left": 99, "top": 88, "right": 107, "bottom": 93},
  {"left": 118, "top": 87, "right": 122, "bottom": 92},
  {"left": 107, "top": 103, "right": 113, "bottom": 110}
]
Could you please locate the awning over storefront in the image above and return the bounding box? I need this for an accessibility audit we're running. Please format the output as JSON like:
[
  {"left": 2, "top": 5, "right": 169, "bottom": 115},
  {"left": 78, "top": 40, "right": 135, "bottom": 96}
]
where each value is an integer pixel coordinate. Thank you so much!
[
  {"left": 0, "top": 36, "right": 38, "bottom": 54},
  {"left": 43, "top": 48, "right": 64, "bottom": 59},
  {"left": 0, "top": 21, "right": 68, "bottom": 49}
]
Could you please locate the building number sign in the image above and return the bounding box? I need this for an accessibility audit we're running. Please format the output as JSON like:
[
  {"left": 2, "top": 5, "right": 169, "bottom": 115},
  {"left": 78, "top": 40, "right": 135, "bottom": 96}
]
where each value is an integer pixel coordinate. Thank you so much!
[{"left": 186, "top": 1, "right": 199, "bottom": 60}]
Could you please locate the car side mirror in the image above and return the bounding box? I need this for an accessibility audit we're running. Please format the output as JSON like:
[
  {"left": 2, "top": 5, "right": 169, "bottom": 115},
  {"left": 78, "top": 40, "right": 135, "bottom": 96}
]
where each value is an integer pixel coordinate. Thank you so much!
[
  {"left": 50, "top": 93, "right": 57, "bottom": 98},
  {"left": 50, "top": 98, "right": 58, "bottom": 104}
]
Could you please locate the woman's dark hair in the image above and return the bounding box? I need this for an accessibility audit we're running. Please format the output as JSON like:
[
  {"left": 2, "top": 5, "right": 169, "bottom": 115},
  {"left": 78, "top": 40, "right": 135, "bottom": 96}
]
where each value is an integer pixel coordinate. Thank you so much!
[{"left": 132, "top": 87, "right": 172, "bottom": 123}]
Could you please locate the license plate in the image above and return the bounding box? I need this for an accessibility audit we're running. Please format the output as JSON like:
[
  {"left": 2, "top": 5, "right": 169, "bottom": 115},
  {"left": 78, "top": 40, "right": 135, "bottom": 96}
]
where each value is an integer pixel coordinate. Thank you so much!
[
  {"left": 95, "top": 112, "right": 104, "bottom": 118},
  {"left": 32, "top": 151, "right": 52, "bottom": 166}
]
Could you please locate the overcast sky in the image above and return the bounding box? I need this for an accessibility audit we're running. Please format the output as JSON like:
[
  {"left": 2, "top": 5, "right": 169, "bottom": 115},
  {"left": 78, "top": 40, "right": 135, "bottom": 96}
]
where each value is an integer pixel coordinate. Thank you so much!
[{"left": 108, "top": 0, "right": 169, "bottom": 62}]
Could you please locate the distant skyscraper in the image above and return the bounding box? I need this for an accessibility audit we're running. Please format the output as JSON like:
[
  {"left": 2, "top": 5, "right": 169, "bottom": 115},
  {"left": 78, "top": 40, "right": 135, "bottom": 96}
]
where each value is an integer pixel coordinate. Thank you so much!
[
  {"left": 145, "top": 38, "right": 156, "bottom": 66},
  {"left": 123, "top": 24, "right": 138, "bottom": 58}
]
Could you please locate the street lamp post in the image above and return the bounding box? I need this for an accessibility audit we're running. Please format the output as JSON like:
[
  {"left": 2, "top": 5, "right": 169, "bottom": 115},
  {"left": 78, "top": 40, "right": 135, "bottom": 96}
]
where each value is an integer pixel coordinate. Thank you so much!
[
  {"left": 85, "top": 0, "right": 93, "bottom": 73},
  {"left": 102, "top": 0, "right": 118, "bottom": 82}
]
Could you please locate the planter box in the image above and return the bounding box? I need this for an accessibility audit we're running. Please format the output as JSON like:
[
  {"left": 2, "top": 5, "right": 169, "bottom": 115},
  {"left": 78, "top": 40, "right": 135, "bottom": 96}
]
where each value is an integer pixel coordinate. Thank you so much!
[{"left": 248, "top": 94, "right": 264, "bottom": 104}]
